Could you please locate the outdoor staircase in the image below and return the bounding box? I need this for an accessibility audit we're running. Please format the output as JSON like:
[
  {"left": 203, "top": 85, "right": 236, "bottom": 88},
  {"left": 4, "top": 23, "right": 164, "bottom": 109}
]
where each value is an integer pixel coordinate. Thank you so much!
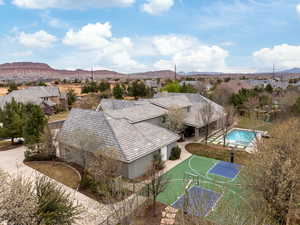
[{"left": 160, "top": 206, "right": 178, "bottom": 225}]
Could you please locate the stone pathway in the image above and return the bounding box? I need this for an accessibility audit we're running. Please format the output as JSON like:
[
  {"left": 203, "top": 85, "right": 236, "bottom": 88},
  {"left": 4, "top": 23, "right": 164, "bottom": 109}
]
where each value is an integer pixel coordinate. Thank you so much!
[{"left": 160, "top": 206, "right": 178, "bottom": 225}]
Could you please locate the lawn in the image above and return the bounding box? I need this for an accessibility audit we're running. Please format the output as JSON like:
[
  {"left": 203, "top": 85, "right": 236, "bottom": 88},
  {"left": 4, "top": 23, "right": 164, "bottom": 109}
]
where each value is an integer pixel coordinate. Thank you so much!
[
  {"left": 186, "top": 143, "right": 251, "bottom": 165},
  {"left": 157, "top": 155, "right": 250, "bottom": 224},
  {"left": 25, "top": 161, "right": 81, "bottom": 189},
  {"left": 0, "top": 140, "right": 22, "bottom": 151},
  {"left": 237, "top": 116, "right": 273, "bottom": 131}
]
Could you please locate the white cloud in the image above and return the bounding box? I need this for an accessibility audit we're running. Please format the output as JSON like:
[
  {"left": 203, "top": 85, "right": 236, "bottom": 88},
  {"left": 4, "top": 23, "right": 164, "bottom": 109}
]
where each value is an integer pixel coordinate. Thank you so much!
[
  {"left": 18, "top": 30, "right": 57, "bottom": 48},
  {"left": 0, "top": 0, "right": 4, "bottom": 5},
  {"left": 41, "top": 12, "right": 68, "bottom": 29},
  {"left": 12, "top": 0, "right": 134, "bottom": 9},
  {"left": 296, "top": 4, "right": 300, "bottom": 14},
  {"left": 61, "top": 22, "right": 147, "bottom": 72},
  {"left": 152, "top": 35, "right": 229, "bottom": 72},
  {"left": 63, "top": 22, "right": 112, "bottom": 49},
  {"left": 253, "top": 44, "right": 300, "bottom": 70},
  {"left": 142, "top": 0, "right": 174, "bottom": 15}
]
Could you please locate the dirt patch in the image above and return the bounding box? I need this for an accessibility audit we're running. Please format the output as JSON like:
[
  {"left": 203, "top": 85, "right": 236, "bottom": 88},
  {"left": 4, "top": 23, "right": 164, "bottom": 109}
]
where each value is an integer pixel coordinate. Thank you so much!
[
  {"left": 25, "top": 161, "right": 81, "bottom": 189},
  {"left": 186, "top": 143, "right": 251, "bottom": 165},
  {"left": 131, "top": 201, "right": 167, "bottom": 225}
]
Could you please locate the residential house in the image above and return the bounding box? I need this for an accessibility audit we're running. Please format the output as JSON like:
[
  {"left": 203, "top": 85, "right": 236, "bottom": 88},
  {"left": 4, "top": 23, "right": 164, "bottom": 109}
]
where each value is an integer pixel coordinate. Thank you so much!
[
  {"left": 0, "top": 86, "right": 67, "bottom": 115},
  {"left": 58, "top": 109, "right": 179, "bottom": 179},
  {"left": 58, "top": 93, "right": 224, "bottom": 179}
]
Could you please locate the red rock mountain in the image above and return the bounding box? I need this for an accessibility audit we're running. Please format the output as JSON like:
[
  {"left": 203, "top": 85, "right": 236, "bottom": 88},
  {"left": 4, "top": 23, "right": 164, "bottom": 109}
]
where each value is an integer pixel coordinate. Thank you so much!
[{"left": 0, "top": 62, "right": 177, "bottom": 81}]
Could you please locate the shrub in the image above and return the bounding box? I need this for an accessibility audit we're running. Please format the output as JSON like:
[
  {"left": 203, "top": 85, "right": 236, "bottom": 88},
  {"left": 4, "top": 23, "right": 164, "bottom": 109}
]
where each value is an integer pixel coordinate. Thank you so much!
[
  {"left": 169, "top": 146, "right": 181, "bottom": 160},
  {"left": 153, "top": 153, "right": 165, "bottom": 171}
]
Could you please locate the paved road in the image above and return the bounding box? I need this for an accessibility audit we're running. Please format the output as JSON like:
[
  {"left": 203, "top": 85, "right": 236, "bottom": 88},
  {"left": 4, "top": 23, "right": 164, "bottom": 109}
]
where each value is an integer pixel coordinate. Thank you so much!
[{"left": 0, "top": 146, "right": 110, "bottom": 225}]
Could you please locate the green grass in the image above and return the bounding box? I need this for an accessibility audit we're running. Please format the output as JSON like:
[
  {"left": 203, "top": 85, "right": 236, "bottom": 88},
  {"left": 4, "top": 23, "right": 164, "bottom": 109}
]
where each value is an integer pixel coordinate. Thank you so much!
[
  {"left": 237, "top": 116, "right": 273, "bottom": 131},
  {"left": 186, "top": 143, "right": 251, "bottom": 165},
  {"left": 158, "top": 155, "right": 250, "bottom": 224}
]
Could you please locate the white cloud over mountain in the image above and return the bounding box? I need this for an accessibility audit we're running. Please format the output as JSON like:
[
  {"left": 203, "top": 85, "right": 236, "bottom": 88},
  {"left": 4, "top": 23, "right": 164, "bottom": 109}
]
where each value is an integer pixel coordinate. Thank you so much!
[
  {"left": 141, "top": 0, "right": 174, "bottom": 15},
  {"left": 18, "top": 30, "right": 57, "bottom": 48},
  {"left": 12, "top": 0, "right": 134, "bottom": 9},
  {"left": 253, "top": 44, "right": 300, "bottom": 70}
]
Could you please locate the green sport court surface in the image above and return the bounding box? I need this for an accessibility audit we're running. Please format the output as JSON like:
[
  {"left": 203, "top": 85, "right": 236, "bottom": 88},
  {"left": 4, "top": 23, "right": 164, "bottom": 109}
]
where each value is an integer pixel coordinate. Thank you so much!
[{"left": 157, "top": 155, "right": 251, "bottom": 223}]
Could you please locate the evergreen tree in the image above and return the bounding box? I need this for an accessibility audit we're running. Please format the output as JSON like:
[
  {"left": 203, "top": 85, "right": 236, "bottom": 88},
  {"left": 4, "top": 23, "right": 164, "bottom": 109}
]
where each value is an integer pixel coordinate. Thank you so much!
[
  {"left": 112, "top": 84, "right": 124, "bottom": 99},
  {"left": 98, "top": 81, "right": 110, "bottom": 92},
  {"left": 0, "top": 98, "right": 25, "bottom": 143},
  {"left": 292, "top": 97, "right": 300, "bottom": 115},
  {"left": 23, "top": 104, "right": 47, "bottom": 145},
  {"left": 265, "top": 84, "right": 273, "bottom": 93},
  {"left": 7, "top": 82, "right": 18, "bottom": 93},
  {"left": 66, "top": 89, "right": 76, "bottom": 106}
]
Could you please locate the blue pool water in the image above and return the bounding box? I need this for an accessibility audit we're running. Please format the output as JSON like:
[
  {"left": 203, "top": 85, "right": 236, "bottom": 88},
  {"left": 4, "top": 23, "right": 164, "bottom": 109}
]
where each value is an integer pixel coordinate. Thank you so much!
[{"left": 226, "top": 129, "right": 256, "bottom": 146}]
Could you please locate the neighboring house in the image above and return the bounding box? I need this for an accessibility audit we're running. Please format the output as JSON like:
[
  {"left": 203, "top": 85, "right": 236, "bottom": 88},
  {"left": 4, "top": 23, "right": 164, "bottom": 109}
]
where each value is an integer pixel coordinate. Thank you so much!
[
  {"left": 58, "top": 109, "right": 179, "bottom": 179},
  {"left": 0, "top": 86, "right": 67, "bottom": 115},
  {"left": 246, "top": 79, "right": 290, "bottom": 90},
  {"left": 145, "top": 79, "right": 159, "bottom": 90},
  {"left": 153, "top": 93, "right": 225, "bottom": 137}
]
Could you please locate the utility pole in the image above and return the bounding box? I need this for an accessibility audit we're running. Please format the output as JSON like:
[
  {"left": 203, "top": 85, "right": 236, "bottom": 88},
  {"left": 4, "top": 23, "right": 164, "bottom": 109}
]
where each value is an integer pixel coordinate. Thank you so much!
[
  {"left": 91, "top": 66, "right": 94, "bottom": 81},
  {"left": 273, "top": 64, "right": 275, "bottom": 79},
  {"left": 174, "top": 64, "right": 177, "bottom": 80}
]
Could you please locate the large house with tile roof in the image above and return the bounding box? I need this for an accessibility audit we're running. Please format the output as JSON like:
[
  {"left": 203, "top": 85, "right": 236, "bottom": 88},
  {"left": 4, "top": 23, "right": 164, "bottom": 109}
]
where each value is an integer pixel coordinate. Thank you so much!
[
  {"left": 58, "top": 109, "right": 179, "bottom": 179},
  {"left": 58, "top": 93, "right": 224, "bottom": 179},
  {"left": 0, "top": 86, "right": 67, "bottom": 115}
]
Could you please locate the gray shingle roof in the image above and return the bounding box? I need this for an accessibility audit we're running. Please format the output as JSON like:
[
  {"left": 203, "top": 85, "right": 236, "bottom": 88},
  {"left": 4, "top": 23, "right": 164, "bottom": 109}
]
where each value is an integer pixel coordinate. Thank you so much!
[
  {"left": 0, "top": 86, "right": 61, "bottom": 109},
  {"left": 154, "top": 93, "right": 225, "bottom": 128},
  {"left": 97, "top": 99, "right": 149, "bottom": 112},
  {"left": 150, "top": 95, "right": 192, "bottom": 109},
  {"left": 105, "top": 104, "right": 167, "bottom": 123},
  {"left": 59, "top": 108, "right": 180, "bottom": 163}
]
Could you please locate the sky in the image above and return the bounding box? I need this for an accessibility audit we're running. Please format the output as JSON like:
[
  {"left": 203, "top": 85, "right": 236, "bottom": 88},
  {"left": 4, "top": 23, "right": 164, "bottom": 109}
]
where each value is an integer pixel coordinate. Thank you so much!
[{"left": 1, "top": 0, "right": 300, "bottom": 73}]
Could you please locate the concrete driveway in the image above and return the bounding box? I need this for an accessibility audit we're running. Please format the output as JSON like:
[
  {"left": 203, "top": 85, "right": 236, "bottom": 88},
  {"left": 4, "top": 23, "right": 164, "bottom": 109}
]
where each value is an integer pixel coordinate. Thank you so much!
[{"left": 0, "top": 146, "right": 111, "bottom": 225}]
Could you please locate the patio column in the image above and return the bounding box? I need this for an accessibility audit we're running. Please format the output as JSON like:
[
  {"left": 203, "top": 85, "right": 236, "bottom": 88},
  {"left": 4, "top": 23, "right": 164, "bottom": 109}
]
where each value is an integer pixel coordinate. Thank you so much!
[{"left": 195, "top": 127, "right": 200, "bottom": 137}]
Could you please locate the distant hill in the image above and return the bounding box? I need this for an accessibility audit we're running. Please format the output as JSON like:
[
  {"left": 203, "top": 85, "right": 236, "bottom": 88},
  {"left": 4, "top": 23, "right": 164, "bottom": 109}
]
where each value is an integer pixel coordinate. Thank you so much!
[
  {"left": 279, "top": 68, "right": 300, "bottom": 74},
  {"left": 0, "top": 62, "right": 184, "bottom": 81}
]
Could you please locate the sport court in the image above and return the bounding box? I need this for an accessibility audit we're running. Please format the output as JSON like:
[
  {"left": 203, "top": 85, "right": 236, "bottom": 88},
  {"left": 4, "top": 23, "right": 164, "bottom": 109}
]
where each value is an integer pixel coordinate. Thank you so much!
[{"left": 158, "top": 155, "right": 248, "bottom": 221}]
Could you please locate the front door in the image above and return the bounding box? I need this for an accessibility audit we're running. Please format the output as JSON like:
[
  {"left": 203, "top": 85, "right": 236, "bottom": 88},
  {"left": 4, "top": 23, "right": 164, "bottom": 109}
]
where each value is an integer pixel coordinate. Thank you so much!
[{"left": 161, "top": 146, "right": 168, "bottom": 161}]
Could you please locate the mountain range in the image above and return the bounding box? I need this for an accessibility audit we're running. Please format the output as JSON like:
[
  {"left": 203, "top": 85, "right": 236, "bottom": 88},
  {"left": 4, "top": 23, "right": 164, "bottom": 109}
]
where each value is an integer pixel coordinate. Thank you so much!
[{"left": 0, "top": 62, "right": 300, "bottom": 82}]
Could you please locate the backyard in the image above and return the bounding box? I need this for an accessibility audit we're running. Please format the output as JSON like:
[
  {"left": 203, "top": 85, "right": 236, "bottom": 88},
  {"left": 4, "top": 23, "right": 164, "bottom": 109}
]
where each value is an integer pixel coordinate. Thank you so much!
[{"left": 157, "top": 155, "right": 250, "bottom": 225}]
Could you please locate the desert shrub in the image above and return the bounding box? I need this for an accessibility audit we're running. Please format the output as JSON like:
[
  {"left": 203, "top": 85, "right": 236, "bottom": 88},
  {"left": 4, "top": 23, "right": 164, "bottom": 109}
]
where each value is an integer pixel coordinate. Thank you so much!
[{"left": 169, "top": 146, "right": 181, "bottom": 160}]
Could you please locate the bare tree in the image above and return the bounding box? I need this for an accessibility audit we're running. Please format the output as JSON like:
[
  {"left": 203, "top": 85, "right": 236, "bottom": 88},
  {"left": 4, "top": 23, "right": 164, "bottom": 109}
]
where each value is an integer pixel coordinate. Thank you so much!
[
  {"left": 165, "top": 106, "right": 186, "bottom": 136},
  {"left": 198, "top": 100, "right": 213, "bottom": 144},
  {"left": 147, "top": 162, "right": 170, "bottom": 217},
  {"left": 242, "top": 118, "right": 300, "bottom": 225},
  {"left": 219, "top": 106, "right": 236, "bottom": 147}
]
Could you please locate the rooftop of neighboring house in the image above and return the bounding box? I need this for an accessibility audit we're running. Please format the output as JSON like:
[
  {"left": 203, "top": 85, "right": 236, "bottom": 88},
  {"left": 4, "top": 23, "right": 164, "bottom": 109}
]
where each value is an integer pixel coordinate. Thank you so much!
[
  {"left": 154, "top": 92, "right": 225, "bottom": 128},
  {"left": 98, "top": 93, "right": 225, "bottom": 128},
  {"left": 58, "top": 108, "right": 180, "bottom": 163},
  {"left": 0, "top": 86, "right": 63, "bottom": 109}
]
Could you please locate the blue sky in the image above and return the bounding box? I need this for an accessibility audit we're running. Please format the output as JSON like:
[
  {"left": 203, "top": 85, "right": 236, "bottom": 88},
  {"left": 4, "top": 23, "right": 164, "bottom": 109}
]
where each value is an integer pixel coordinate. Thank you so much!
[{"left": 1, "top": 0, "right": 300, "bottom": 73}]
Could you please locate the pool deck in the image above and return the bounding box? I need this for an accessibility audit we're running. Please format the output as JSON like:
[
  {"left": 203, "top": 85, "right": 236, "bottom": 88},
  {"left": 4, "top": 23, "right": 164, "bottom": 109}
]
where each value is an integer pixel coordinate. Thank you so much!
[{"left": 205, "top": 127, "right": 266, "bottom": 153}]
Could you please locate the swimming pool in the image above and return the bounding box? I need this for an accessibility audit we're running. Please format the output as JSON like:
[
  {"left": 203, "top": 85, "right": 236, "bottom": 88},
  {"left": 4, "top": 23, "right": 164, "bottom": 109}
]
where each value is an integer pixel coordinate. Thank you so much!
[{"left": 226, "top": 129, "right": 257, "bottom": 146}]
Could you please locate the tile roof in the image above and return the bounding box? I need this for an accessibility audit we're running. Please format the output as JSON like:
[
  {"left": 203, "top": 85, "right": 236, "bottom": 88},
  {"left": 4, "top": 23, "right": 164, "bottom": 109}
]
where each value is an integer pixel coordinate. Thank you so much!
[
  {"left": 105, "top": 104, "right": 167, "bottom": 123},
  {"left": 150, "top": 95, "right": 192, "bottom": 109},
  {"left": 58, "top": 108, "right": 180, "bottom": 163},
  {"left": 154, "top": 93, "right": 225, "bottom": 128},
  {"left": 97, "top": 99, "right": 149, "bottom": 111},
  {"left": 0, "top": 86, "right": 61, "bottom": 109}
]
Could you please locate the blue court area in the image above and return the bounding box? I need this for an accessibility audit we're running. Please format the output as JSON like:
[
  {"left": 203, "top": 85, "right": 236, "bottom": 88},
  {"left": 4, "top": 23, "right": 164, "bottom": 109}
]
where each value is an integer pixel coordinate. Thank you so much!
[
  {"left": 208, "top": 161, "right": 241, "bottom": 179},
  {"left": 172, "top": 186, "right": 221, "bottom": 217}
]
